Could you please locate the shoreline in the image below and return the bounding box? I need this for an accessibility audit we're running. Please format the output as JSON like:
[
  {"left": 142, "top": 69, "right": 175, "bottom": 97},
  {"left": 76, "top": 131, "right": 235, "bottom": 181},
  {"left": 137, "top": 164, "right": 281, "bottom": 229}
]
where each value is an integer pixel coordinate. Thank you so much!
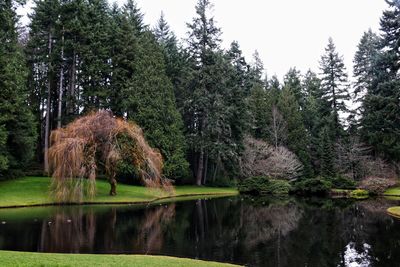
[
  {"left": 0, "top": 192, "right": 237, "bottom": 209},
  {"left": 0, "top": 177, "right": 238, "bottom": 209}
]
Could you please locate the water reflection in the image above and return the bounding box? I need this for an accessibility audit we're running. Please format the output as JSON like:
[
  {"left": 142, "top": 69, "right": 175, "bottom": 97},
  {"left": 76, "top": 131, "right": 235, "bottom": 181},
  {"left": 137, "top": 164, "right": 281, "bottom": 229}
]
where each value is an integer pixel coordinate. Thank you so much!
[
  {"left": 39, "top": 208, "right": 96, "bottom": 252},
  {"left": 0, "top": 197, "right": 400, "bottom": 267}
]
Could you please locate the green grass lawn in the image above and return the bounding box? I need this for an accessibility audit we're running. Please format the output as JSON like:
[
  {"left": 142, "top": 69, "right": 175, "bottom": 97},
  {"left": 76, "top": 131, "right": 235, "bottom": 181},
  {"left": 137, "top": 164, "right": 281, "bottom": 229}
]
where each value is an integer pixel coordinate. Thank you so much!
[
  {"left": 387, "top": 206, "right": 400, "bottom": 219},
  {"left": 0, "top": 177, "right": 238, "bottom": 208},
  {"left": 384, "top": 187, "right": 400, "bottom": 196},
  {"left": 0, "top": 250, "right": 240, "bottom": 267}
]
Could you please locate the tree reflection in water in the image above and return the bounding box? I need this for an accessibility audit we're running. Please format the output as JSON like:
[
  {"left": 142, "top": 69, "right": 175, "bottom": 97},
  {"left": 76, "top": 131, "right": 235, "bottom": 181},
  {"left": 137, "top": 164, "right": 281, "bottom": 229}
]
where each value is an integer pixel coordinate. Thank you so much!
[
  {"left": 134, "top": 204, "right": 175, "bottom": 253},
  {"left": 38, "top": 207, "right": 96, "bottom": 253}
]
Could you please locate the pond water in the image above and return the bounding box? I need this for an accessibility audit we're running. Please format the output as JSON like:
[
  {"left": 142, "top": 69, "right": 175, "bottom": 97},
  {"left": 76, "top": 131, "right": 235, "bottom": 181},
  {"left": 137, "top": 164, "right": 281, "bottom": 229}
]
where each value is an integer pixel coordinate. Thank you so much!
[{"left": 0, "top": 196, "right": 400, "bottom": 267}]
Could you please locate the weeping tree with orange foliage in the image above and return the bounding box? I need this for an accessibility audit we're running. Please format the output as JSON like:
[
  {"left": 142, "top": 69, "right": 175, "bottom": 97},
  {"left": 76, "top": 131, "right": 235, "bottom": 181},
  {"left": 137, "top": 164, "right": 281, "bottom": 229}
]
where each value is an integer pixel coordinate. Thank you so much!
[{"left": 49, "top": 110, "right": 172, "bottom": 202}]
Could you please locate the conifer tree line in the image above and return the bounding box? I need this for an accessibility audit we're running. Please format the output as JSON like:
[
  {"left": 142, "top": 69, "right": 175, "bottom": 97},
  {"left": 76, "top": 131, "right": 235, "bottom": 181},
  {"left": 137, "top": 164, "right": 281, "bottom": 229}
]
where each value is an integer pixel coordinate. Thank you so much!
[{"left": 0, "top": 0, "right": 399, "bottom": 184}]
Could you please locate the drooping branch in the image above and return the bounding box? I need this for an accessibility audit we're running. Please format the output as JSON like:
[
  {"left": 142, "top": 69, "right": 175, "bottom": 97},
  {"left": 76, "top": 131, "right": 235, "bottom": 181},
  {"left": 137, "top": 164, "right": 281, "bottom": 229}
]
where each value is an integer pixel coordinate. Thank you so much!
[{"left": 49, "top": 110, "right": 172, "bottom": 202}]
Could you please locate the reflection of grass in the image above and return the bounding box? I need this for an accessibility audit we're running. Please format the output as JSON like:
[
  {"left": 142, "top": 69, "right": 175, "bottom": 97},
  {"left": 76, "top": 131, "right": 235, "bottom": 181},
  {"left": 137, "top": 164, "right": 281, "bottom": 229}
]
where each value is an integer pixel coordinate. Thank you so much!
[
  {"left": 0, "top": 177, "right": 238, "bottom": 208},
  {"left": 387, "top": 207, "right": 400, "bottom": 219},
  {"left": 0, "top": 250, "right": 240, "bottom": 267},
  {"left": 0, "top": 205, "right": 112, "bottom": 221},
  {"left": 384, "top": 187, "right": 400, "bottom": 196}
]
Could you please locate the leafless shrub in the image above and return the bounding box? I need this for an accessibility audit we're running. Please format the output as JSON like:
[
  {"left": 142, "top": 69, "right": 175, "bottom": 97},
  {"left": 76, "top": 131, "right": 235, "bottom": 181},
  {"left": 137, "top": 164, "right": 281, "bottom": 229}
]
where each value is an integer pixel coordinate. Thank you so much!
[
  {"left": 362, "top": 158, "right": 397, "bottom": 179},
  {"left": 239, "top": 136, "right": 303, "bottom": 180},
  {"left": 358, "top": 176, "right": 397, "bottom": 195},
  {"left": 335, "top": 137, "right": 398, "bottom": 181}
]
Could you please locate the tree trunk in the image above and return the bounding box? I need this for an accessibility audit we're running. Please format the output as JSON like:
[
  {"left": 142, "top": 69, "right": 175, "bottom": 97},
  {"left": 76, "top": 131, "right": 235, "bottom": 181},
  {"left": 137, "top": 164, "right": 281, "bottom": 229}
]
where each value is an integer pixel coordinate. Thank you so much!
[
  {"left": 212, "top": 155, "right": 219, "bottom": 182},
  {"left": 57, "top": 28, "right": 64, "bottom": 129},
  {"left": 109, "top": 177, "right": 117, "bottom": 196},
  {"left": 44, "top": 31, "right": 52, "bottom": 174},
  {"left": 68, "top": 50, "right": 76, "bottom": 115},
  {"left": 202, "top": 153, "right": 208, "bottom": 185},
  {"left": 196, "top": 149, "right": 204, "bottom": 186}
]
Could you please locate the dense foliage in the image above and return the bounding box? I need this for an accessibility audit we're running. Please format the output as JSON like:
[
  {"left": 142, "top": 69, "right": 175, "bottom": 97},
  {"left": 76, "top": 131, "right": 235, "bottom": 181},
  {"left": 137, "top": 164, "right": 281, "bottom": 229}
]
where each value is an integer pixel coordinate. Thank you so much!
[
  {"left": 0, "top": 0, "right": 36, "bottom": 179},
  {"left": 1, "top": 0, "right": 399, "bottom": 188},
  {"left": 291, "top": 178, "right": 333, "bottom": 196},
  {"left": 237, "top": 176, "right": 291, "bottom": 195}
]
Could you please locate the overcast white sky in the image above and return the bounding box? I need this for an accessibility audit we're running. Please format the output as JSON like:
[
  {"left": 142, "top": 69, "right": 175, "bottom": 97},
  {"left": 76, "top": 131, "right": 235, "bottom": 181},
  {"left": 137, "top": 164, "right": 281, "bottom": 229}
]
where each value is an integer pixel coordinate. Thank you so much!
[{"left": 20, "top": 0, "right": 388, "bottom": 80}]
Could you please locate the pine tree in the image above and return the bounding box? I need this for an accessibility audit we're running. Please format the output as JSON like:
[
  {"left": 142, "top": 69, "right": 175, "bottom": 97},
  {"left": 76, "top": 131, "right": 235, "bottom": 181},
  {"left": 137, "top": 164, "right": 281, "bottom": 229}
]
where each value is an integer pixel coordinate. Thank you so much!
[
  {"left": 278, "top": 85, "right": 311, "bottom": 177},
  {"left": 27, "top": 0, "right": 62, "bottom": 173},
  {"left": 360, "top": 1, "right": 400, "bottom": 161},
  {"left": 319, "top": 126, "right": 335, "bottom": 177},
  {"left": 79, "top": 0, "right": 112, "bottom": 111},
  {"left": 302, "top": 70, "right": 326, "bottom": 174},
  {"left": 247, "top": 50, "right": 264, "bottom": 88},
  {"left": 319, "top": 38, "right": 350, "bottom": 133},
  {"left": 353, "top": 29, "right": 380, "bottom": 102},
  {"left": 153, "top": 12, "right": 189, "bottom": 111},
  {"left": 226, "top": 41, "right": 250, "bottom": 149},
  {"left": 0, "top": 0, "right": 37, "bottom": 178},
  {"left": 248, "top": 84, "right": 269, "bottom": 140},
  {"left": 283, "top": 67, "right": 304, "bottom": 108},
  {"left": 112, "top": 3, "right": 189, "bottom": 180},
  {"left": 185, "top": 0, "right": 223, "bottom": 185}
]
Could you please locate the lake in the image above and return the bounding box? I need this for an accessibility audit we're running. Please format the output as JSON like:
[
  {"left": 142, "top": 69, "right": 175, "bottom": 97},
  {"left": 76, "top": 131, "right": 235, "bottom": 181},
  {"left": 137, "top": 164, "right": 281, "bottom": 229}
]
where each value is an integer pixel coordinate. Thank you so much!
[{"left": 0, "top": 196, "right": 399, "bottom": 267}]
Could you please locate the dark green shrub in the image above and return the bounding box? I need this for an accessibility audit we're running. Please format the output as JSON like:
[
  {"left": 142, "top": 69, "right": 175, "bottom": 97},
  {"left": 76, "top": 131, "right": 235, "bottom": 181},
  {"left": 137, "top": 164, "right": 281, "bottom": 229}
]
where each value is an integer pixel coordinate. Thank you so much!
[
  {"left": 207, "top": 176, "right": 237, "bottom": 187},
  {"left": 291, "top": 178, "right": 332, "bottom": 196},
  {"left": 238, "top": 176, "right": 270, "bottom": 195},
  {"left": 331, "top": 175, "right": 356, "bottom": 189},
  {"left": 264, "top": 179, "right": 291, "bottom": 195},
  {"left": 238, "top": 177, "right": 291, "bottom": 195}
]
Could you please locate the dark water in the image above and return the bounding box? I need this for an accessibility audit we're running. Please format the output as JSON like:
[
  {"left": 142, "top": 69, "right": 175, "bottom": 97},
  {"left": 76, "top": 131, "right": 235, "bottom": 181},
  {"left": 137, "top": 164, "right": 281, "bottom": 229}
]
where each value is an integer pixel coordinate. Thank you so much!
[{"left": 1, "top": 196, "right": 400, "bottom": 267}]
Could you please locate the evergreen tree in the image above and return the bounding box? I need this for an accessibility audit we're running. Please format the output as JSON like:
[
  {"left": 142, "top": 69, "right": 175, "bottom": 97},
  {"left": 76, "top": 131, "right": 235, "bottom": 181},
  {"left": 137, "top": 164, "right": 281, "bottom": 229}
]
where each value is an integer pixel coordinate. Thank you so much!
[
  {"left": 266, "top": 75, "right": 281, "bottom": 104},
  {"left": 248, "top": 84, "right": 269, "bottom": 140},
  {"left": 353, "top": 29, "right": 380, "bottom": 102},
  {"left": 360, "top": 1, "right": 400, "bottom": 161},
  {"left": 154, "top": 12, "right": 189, "bottom": 111},
  {"left": 302, "top": 70, "right": 326, "bottom": 174},
  {"left": 185, "top": 0, "right": 223, "bottom": 185},
  {"left": 0, "top": 0, "right": 37, "bottom": 178},
  {"left": 283, "top": 67, "right": 304, "bottom": 108},
  {"left": 319, "top": 126, "right": 335, "bottom": 177},
  {"left": 278, "top": 85, "right": 311, "bottom": 177},
  {"left": 113, "top": 3, "right": 189, "bottom": 180},
  {"left": 79, "top": 0, "right": 112, "bottom": 111},
  {"left": 226, "top": 41, "right": 250, "bottom": 147},
  {"left": 319, "top": 38, "right": 350, "bottom": 133}
]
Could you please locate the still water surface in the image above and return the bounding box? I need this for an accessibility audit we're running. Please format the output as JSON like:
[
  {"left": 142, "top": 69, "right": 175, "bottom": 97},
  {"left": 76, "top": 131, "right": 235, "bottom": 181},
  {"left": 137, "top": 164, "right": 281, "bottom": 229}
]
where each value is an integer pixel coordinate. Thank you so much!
[{"left": 0, "top": 196, "right": 400, "bottom": 267}]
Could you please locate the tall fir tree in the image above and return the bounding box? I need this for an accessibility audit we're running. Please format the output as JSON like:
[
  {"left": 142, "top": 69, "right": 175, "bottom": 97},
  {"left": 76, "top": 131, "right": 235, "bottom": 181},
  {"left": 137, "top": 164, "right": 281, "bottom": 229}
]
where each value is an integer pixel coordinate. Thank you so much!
[
  {"left": 319, "top": 38, "right": 350, "bottom": 135},
  {"left": 113, "top": 2, "right": 189, "bottom": 180},
  {"left": 280, "top": 71, "right": 312, "bottom": 177},
  {"left": 302, "top": 70, "right": 326, "bottom": 174},
  {"left": 284, "top": 67, "right": 304, "bottom": 108},
  {"left": 360, "top": 1, "right": 400, "bottom": 161},
  {"left": 353, "top": 29, "right": 380, "bottom": 103},
  {"left": 185, "top": 0, "right": 223, "bottom": 185},
  {"left": 153, "top": 12, "right": 190, "bottom": 112},
  {"left": 0, "top": 0, "right": 36, "bottom": 178}
]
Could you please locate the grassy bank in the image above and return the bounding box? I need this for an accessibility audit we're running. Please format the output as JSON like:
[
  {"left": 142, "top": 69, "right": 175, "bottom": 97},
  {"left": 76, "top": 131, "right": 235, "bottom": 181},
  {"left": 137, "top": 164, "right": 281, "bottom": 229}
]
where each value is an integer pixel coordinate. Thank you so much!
[
  {"left": 0, "top": 177, "right": 238, "bottom": 208},
  {"left": 387, "top": 207, "right": 400, "bottom": 219},
  {"left": 0, "top": 250, "right": 240, "bottom": 267},
  {"left": 384, "top": 187, "right": 400, "bottom": 196}
]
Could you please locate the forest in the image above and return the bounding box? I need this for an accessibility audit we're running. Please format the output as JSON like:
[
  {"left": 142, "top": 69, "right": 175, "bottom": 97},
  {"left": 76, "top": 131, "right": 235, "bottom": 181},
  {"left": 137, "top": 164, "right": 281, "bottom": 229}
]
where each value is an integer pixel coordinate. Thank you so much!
[{"left": 1, "top": 0, "right": 399, "bottom": 193}]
